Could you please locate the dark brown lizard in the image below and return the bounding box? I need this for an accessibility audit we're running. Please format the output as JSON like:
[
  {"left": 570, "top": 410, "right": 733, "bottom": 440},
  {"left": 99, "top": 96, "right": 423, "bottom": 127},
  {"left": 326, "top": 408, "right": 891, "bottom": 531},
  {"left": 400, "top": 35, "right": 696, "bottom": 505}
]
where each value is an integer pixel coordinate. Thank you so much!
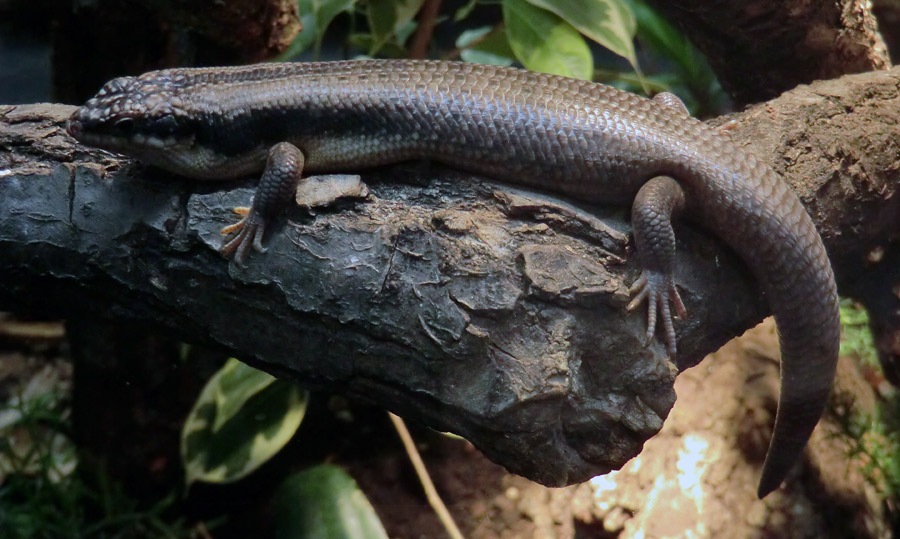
[{"left": 66, "top": 60, "right": 841, "bottom": 497}]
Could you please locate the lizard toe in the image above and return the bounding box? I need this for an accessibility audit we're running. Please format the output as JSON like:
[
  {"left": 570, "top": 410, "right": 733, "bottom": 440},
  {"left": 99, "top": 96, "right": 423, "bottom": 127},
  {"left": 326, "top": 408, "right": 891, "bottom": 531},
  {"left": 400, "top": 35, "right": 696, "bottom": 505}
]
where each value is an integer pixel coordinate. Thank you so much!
[{"left": 628, "top": 269, "right": 681, "bottom": 356}]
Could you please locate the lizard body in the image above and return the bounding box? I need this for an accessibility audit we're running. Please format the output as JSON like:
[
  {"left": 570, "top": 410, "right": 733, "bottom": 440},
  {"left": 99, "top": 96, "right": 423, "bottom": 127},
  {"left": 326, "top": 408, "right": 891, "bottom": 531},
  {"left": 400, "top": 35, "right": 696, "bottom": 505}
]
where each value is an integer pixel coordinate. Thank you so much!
[{"left": 66, "top": 60, "right": 840, "bottom": 497}]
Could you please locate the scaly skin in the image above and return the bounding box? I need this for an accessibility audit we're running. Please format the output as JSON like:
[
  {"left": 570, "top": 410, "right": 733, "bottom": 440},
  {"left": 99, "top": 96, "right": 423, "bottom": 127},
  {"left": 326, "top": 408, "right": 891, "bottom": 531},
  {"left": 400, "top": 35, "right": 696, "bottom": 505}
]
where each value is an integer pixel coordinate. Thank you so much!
[{"left": 66, "top": 60, "right": 841, "bottom": 497}]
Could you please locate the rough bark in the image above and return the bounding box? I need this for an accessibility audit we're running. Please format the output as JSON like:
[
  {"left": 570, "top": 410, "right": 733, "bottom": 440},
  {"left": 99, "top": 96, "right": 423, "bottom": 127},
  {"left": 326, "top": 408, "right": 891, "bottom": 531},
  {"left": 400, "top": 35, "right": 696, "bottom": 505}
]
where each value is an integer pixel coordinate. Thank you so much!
[
  {"left": 1, "top": 67, "right": 898, "bottom": 487},
  {"left": 645, "top": 0, "right": 891, "bottom": 105}
]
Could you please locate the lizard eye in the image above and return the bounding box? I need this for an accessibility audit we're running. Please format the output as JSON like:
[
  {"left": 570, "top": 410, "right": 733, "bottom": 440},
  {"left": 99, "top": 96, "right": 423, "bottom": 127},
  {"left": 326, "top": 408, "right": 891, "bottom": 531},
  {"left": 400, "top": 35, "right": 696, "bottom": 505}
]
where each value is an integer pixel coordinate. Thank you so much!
[{"left": 113, "top": 117, "right": 135, "bottom": 134}]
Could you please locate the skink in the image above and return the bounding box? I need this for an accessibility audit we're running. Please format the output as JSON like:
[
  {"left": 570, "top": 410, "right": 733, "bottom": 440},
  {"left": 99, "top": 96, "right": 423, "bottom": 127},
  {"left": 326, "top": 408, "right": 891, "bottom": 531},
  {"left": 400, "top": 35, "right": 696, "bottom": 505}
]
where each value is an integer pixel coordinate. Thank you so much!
[{"left": 66, "top": 59, "right": 841, "bottom": 497}]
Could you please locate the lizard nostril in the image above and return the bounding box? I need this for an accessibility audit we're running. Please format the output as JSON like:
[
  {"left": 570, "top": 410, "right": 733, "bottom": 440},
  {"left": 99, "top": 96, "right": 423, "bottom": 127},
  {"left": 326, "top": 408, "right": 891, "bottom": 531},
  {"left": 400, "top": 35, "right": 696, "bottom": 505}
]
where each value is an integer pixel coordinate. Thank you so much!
[{"left": 66, "top": 118, "right": 82, "bottom": 137}]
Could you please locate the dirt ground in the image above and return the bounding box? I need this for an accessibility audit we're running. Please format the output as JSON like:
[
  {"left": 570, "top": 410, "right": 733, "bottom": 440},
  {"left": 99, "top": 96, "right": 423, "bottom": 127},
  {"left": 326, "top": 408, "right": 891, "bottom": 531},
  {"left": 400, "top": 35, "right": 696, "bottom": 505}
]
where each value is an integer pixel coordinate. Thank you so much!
[{"left": 350, "top": 319, "right": 893, "bottom": 538}]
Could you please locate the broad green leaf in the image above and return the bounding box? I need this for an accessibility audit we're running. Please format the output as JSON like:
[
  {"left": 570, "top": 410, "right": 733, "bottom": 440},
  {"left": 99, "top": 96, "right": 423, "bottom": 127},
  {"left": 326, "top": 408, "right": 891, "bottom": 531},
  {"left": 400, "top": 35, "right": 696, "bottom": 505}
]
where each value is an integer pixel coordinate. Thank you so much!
[
  {"left": 181, "top": 359, "right": 308, "bottom": 486},
  {"left": 274, "top": 465, "right": 388, "bottom": 539},
  {"left": 278, "top": 0, "right": 358, "bottom": 59},
  {"left": 394, "top": 0, "right": 426, "bottom": 32},
  {"left": 366, "top": 0, "right": 426, "bottom": 54},
  {"left": 367, "top": 0, "right": 398, "bottom": 46},
  {"left": 213, "top": 358, "right": 280, "bottom": 432},
  {"left": 524, "top": 0, "right": 637, "bottom": 67},
  {"left": 503, "top": 0, "right": 593, "bottom": 80},
  {"left": 395, "top": 19, "right": 419, "bottom": 46},
  {"left": 456, "top": 26, "right": 515, "bottom": 66},
  {"left": 456, "top": 26, "right": 491, "bottom": 48}
]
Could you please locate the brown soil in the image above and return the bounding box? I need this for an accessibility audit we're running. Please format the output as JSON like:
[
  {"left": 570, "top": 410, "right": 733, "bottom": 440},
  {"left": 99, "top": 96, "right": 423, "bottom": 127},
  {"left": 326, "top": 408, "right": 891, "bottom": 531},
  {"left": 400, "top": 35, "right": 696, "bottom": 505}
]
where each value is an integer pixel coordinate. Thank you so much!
[{"left": 350, "top": 320, "right": 892, "bottom": 538}]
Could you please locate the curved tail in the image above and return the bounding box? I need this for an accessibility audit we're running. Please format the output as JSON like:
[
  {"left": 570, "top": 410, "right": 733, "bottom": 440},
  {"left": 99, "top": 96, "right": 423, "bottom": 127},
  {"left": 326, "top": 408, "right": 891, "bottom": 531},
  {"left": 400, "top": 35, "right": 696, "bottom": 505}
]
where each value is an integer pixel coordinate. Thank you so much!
[
  {"left": 730, "top": 177, "right": 839, "bottom": 498},
  {"left": 687, "top": 152, "right": 840, "bottom": 498},
  {"left": 756, "top": 236, "right": 840, "bottom": 496}
]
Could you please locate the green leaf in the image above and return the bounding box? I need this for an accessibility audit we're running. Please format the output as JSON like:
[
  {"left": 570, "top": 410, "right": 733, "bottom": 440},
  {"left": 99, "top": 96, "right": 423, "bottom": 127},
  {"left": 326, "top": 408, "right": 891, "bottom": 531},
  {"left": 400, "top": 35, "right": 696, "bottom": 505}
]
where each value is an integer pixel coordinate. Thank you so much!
[
  {"left": 454, "top": 0, "right": 478, "bottom": 21},
  {"left": 523, "top": 0, "right": 637, "bottom": 66},
  {"left": 278, "top": 0, "right": 358, "bottom": 59},
  {"left": 456, "top": 26, "right": 515, "bottom": 66},
  {"left": 366, "top": 0, "right": 426, "bottom": 55},
  {"left": 367, "top": 0, "right": 398, "bottom": 46},
  {"left": 274, "top": 465, "right": 389, "bottom": 539},
  {"left": 181, "top": 359, "right": 309, "bottom": 486},
  {"left": 503, "top": 0, "right": 593, "bottom": 80},
  {"left": 624, "top": 0, "right": 725, "bottom": 114},
  {"left": 394, "top": 0, "right": 426, "bottom": 32},
  {"left": 626, "top": 0, "right": 703, "bottom": 80},
  {"left": 212, "top": 358, "right": 280, "bottom": 432}
]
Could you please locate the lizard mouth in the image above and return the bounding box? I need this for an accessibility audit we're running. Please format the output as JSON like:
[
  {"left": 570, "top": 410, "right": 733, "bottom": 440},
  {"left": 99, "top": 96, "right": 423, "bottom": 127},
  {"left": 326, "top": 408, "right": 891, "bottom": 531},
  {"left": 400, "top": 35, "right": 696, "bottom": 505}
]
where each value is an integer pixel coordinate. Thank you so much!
[
  {"left": 66, "top": 116, "right": 186, "bottom": 151},
  {"left": 66, "top": 116, "right": 119, "bottom": 148}
]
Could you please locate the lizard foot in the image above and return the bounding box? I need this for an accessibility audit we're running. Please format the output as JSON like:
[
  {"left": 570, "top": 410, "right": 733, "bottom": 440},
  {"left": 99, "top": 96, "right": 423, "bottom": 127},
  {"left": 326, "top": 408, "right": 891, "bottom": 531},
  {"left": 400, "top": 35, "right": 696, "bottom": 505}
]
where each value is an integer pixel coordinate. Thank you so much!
[
  {"left": 220, "top": 206, "right": 268, "bottom": 264},
  {"left": 627, "top": 270, "right": 686, "bottom": 356}
]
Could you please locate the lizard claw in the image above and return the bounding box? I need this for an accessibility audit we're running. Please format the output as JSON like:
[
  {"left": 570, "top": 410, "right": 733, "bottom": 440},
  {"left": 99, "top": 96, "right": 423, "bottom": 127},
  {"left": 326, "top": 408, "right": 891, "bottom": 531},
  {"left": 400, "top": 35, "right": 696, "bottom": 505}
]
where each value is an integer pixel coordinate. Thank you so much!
[
  {"left": 220, "top": 206, "right": 268, "bottom": 264},
  {"left": 627, "top": 270, "right": 686, "bottom": 356}
]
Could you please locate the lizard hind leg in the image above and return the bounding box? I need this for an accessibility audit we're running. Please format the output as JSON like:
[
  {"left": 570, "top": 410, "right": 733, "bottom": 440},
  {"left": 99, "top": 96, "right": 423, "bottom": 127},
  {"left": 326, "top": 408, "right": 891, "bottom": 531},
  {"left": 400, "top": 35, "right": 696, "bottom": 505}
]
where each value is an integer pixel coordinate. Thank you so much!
[
  {"left": 626, "top": 176, "right": 688, "bottom": 356},
  {"left": 220, "top": 142, "right": 307, "bottom": 264},
  {"left": 652, "top": 91, "right": 690, "bottom": 118}
]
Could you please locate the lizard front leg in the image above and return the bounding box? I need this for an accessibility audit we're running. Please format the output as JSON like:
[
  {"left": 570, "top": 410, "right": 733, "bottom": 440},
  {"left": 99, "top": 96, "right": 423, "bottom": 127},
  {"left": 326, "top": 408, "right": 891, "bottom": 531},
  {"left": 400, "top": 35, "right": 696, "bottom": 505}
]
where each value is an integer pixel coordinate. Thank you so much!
[{"left": 221, "top": 142, "right": 306, "bottom": 264}]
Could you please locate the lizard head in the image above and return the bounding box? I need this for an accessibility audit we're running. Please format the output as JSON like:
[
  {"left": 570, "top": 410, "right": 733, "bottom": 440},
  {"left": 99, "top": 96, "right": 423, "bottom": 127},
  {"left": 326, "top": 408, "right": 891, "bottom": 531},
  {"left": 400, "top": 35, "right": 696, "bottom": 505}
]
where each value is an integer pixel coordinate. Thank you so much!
[
  {"left": 68, "top": 71, "right": 268, "bottom": 180},
  {"left": 67, "top": 74, "right": 196, "bottom": 156}
]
